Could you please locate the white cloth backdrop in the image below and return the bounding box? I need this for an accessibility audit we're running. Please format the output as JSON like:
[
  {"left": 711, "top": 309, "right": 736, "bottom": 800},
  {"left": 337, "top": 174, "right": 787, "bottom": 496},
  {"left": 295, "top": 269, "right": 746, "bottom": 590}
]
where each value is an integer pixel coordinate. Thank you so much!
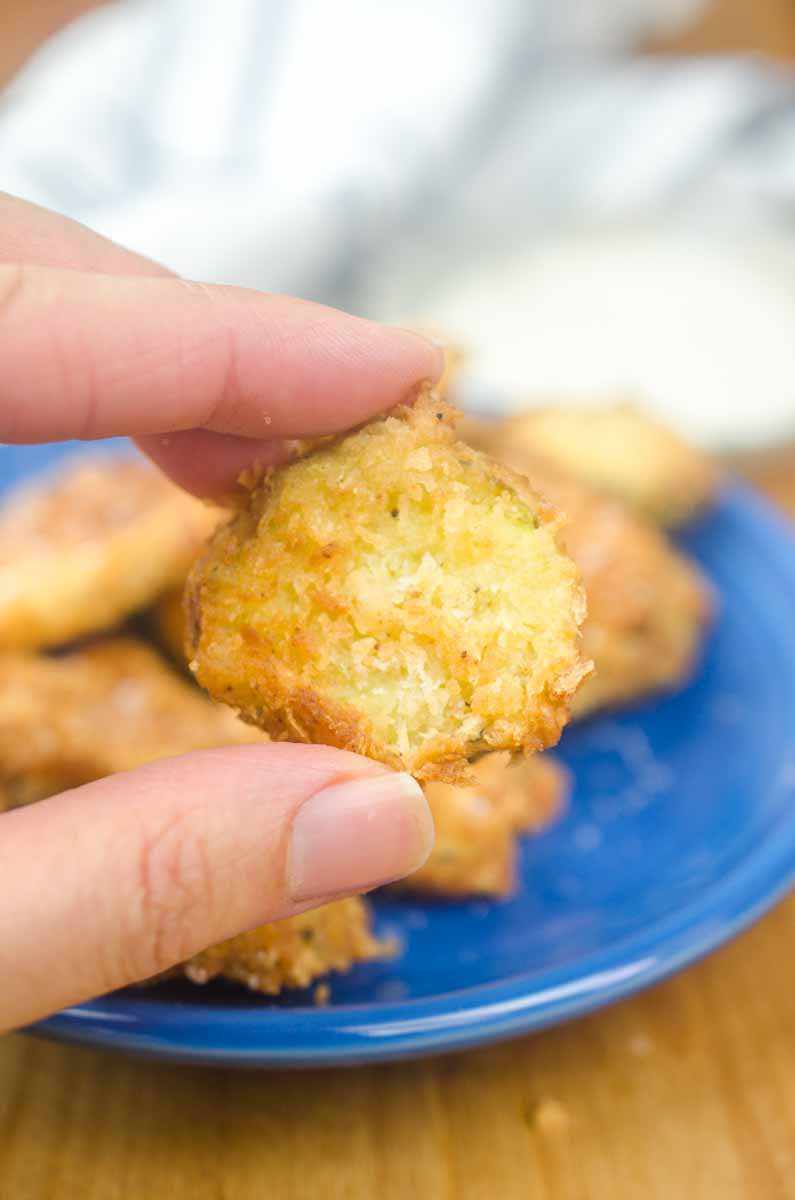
[{"left": 1, "top": 0, "right": 793, "bottom": 447}]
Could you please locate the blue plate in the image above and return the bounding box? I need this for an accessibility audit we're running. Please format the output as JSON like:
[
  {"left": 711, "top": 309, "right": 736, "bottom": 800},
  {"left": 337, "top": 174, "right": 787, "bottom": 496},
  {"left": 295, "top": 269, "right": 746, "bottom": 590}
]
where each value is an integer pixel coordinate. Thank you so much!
[{"left": 4, "top": 443, "right": 795, "bottom": 1066}]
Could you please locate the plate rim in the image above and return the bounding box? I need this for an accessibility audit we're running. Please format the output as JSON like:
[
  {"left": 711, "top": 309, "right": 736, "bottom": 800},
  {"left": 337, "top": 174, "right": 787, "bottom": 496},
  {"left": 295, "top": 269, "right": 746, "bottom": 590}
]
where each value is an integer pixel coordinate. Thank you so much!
[{"left": 27, "top": 483, "right": 795, "bottom": 1067}]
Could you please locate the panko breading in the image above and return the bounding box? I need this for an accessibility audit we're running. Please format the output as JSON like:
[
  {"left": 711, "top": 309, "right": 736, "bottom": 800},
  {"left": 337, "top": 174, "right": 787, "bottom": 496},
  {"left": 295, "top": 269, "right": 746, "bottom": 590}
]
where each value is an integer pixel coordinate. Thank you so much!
[
  {"left": 187, "top": 391, "right": 589, "bottom": 782},
  {"left": 460, "top": 421, "right": 711, "bottom": 718},
  {"left": 500, "top": 751, "right": 570, "bottom": 835},
  {"left": 406, "top": 752, "right": 568, "bottom": 897},
  {"left": 518, "top": 464, "right": 711, "bottom": 719},
  {"left": 169, "top": 897, "right": 389, "bottom": 996},
  {"left": 0, "top": 638, "right": 266, "bottom": 809},
  {"left": 0, "top": 456, "right": 222, "bottom": 651},
  {"left": 484, "top": 403, "right": 720, "bottom": 528}
]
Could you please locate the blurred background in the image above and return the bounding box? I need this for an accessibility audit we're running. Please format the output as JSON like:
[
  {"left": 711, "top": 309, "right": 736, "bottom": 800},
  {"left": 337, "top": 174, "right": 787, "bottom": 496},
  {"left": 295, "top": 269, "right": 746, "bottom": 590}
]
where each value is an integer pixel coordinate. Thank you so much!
[{"left": 0, "top": 0, "right": 794, "bottom": 451}]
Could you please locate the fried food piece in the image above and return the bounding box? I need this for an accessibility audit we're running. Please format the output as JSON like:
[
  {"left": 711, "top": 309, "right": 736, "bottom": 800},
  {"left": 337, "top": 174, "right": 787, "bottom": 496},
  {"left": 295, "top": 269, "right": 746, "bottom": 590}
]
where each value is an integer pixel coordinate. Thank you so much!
[
  {"left": 406, "top": 752, "right": 568, "bottom": 897},
  {"left": 170, "top": 897, "right": 389, "bottom": 996},
  {"left": 523, "top": 465, "right": 711, "bottom": 718},
  {"left": 502, "top": 751, "right": 570, "bottom": 834},
  {"left": 485, "top": 403, "right": 720, "bottom": 528},
  {"left": 0, "top": 455, "right": 222, "bottom": 651},
  {"left": 187, "top": 391, "right": 589, "bottom": 782},
  {"left": 460, "top": 422, "right": 711, "bottom": 718},
  {"left": 0, "top": 638, "right": 266, "bottom": 809}
]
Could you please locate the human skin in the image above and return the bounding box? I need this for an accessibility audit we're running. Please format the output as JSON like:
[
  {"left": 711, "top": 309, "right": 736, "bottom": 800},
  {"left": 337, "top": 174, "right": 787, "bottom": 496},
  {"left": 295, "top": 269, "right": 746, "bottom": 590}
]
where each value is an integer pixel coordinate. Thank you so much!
[{"left": 0, "top": 192, "right": 440, "bottom": 1031}]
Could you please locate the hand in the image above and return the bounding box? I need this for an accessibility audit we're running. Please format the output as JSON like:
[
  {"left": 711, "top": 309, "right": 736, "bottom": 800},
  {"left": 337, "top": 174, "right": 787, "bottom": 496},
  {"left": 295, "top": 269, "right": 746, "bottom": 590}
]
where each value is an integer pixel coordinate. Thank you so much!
[{"left": 0, "top": 192, "right": 439, "bottom": 1032}]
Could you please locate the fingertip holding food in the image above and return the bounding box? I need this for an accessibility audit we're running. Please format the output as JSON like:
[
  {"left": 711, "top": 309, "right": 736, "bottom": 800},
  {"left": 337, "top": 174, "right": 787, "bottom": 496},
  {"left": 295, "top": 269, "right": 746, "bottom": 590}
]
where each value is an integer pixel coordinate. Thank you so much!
[
  {"left": 186, "top": 389, "right": 590, "bottom": 781},
  {"left": 391, "top": 326, "right": 447, "bottom": 388},
  {"left": 287, "top": 772, "right": 433, "bottom": 902},
  {"left": 136, "top": 428, "right": 290, "bottom": 502}
]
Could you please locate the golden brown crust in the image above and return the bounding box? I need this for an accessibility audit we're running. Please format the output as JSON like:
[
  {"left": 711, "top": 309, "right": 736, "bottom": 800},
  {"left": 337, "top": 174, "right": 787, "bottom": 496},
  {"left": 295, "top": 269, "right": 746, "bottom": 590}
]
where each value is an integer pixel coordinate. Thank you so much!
[
  {"left": 0, "top": 638, "right": 267, "bottom": 809},
  {"left": 403, "top": 752, "right": 568, "bottom": 897},
  {"left": 459, "top": 420, "right": 712, "bottom": 718},
  {"left": 484, "top": 402, "right": 720, "bottom": 528},
  {"left": 0, "top": 456, "right": 223, "bottom": 651},
  {"left": 187, "top": 390, "right": 589, "bottom": 781},
  {"left": 510, "top": 751, "right": 569, "bottom": 833},
  {"left": 529, "top": 463, "right": 712, "bottom": 718},
  {"left": 164, "top": 897, "right": 389, "bottom": 996}
]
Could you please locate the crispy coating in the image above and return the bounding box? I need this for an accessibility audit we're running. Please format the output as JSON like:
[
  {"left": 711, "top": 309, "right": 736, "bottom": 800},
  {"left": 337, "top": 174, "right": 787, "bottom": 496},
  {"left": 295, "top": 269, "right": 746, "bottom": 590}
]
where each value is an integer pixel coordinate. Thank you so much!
[
  {"left": 0, "top": 638, "right": 266, "bottom": 809},
  {"left": 169, "top": 897, "right": 389, "bottom": 996},
  {"left": 187, "top": 391, "right": 589, "bottom": 782},
  {"left": 484, "top": 402, "right": 720, "bottom": 528},
  {"left": 406, "top": 752, "right": 568, "bottom": 897},
  {"left": 460, "top": 420, "right": 711, "bottom": 718},
  {"left": 499, "top": 751, "right": 570, "bottom": 835},
  {"left": 0, "top": 455, "right": 222, "bottom": 651},
  {"left": 563, "top": 488, "right": 711, "bottom": 719},
  {"left": 516, "top": 463, "right": 711, "bottom": 719}
]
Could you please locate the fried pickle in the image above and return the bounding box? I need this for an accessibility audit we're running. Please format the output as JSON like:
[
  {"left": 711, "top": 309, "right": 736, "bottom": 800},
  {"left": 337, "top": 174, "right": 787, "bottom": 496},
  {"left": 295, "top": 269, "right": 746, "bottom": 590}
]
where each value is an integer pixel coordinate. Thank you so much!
[
  {"left": 0, "top": 456, "right": 221, "bottom": 651},
  {"left": 0, "top": 638, "right": 266, "bottom": 808},
  {"left": 520, "top": 463, "right": 711, "bottom": 718},
  {"left": 459, "top": 421, "right": 711, "bottom": 718},
  {"left": 484, "top": 402, "right": 720, "bottom": 528},
  {"left": 406, "top": 752, "right": 568, "bottom": 897},
  {"left": 187, "top": 391, "right": 589, "bottom": 783},
  {"left": 169, "top": 896, "right": 389, "bottom": 996},
  {"left": 568, "top": 496, "right": 710, "bottom": 717}
]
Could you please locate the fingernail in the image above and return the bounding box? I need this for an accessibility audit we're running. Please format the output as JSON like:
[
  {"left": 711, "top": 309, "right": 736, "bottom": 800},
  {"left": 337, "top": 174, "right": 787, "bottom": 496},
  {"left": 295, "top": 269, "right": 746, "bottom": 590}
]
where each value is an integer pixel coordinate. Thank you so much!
[
  {"left": 393, "top": 327, "right": 446, "bottom": 382},
  {"left": 287, "top": 773, "right": 434, "bottom": 903}
]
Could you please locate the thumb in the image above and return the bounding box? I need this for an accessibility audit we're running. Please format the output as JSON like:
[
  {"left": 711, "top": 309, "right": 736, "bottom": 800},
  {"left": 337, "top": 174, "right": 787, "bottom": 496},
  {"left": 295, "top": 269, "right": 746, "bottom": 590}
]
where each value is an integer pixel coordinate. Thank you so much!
[{"left": 0, "top": 744, "right": 432, "bottom": 1031}]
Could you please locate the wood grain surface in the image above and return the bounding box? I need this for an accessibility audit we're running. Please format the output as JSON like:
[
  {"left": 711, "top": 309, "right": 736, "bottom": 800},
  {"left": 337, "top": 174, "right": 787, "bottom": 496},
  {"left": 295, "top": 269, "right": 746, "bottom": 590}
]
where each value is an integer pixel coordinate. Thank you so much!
[
  {"left": 1, "top": 458, "right": 793, "bottom": 1200},
  {"left": 3, "top": 885, "right": 795, "bottom": 1198}
]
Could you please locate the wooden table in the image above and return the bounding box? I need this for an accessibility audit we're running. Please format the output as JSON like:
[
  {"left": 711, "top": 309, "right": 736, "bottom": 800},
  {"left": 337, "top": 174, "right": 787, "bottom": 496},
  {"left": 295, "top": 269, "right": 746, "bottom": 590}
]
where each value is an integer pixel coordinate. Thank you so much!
[
  {"left": 2, "top": 897, "right": 795, "bottom": 1200},
  {"left": 2, "top": 3, "right": 795, "bottom": 1196},
  {"left": 1, "top": 455, "right": 793, "bottom": 1198}
]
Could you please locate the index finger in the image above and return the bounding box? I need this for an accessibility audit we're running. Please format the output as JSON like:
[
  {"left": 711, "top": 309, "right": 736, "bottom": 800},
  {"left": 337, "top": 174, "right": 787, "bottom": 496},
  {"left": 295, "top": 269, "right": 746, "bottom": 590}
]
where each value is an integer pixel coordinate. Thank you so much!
[
  {"left": 0, "top": 265, "right": 442, "bottom": 447},
  {"left": 0, "top": 190, "right": 167, "bottom": 276}
]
